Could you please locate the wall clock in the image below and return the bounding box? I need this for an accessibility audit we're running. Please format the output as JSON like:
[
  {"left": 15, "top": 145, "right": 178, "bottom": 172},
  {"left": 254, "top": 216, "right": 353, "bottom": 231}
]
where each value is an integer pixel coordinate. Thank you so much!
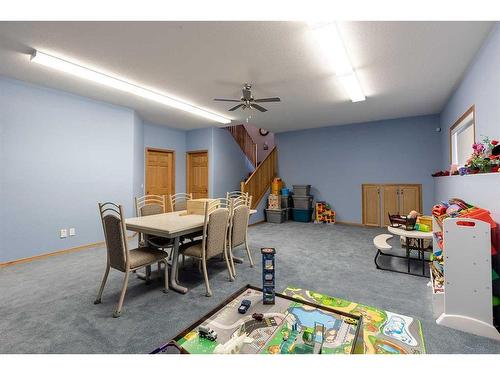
[{"left": 259, "top": 128, "right": 269, "bottom": 136}]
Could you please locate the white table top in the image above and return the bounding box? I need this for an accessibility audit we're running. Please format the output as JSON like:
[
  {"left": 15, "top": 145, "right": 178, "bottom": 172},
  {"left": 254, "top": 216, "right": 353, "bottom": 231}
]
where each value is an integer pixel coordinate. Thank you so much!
[
  {"left": 126, "top": 209, "right": 257, "bottom": 238},
  {"left": 387, "top": 225, "right": 433, "bottom": 239}
]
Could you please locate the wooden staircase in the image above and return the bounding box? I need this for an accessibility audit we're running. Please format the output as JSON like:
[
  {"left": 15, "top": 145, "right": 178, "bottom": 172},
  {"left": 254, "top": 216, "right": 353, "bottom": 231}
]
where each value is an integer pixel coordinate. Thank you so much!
[
  {"left": 226, "top": 124, "right": 258, "bottom": 168},
  {"left": 240, "top": 146, "right": 278, "bottom": 209}
]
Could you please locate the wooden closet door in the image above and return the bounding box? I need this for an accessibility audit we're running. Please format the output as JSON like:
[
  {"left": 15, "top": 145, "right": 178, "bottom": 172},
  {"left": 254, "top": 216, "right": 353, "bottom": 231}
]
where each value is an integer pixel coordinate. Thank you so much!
[
  {"left": 187, "top": 151, "right": 209, "bottom": 199},
  {"left": 362, "top": 185, "right": 381, "bottom": 226},
  {"left": 145, "top": 149, "right": 175, "bottom": 196},
  {"left": 399, "top": 185, "right": 421, "bottom": 214},
  {"left": 382, "top": 185, "right": 399, "bottom": 226}
]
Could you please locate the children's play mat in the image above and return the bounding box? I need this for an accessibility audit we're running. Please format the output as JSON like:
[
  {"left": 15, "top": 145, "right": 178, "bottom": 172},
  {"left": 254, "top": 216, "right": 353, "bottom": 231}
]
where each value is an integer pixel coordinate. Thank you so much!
[
  {"left": 152, "top": 285, "right": 426, "bottom": 354},
  {"left": 282, "top": 286, "right": 426, "bottom": 354}
]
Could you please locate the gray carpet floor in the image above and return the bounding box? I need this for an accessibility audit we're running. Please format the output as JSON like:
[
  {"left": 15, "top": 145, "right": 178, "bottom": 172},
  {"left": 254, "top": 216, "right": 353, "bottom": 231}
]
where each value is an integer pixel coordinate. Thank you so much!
[{"left": 1, "top": 222, "right": 499, "bottom": 354}]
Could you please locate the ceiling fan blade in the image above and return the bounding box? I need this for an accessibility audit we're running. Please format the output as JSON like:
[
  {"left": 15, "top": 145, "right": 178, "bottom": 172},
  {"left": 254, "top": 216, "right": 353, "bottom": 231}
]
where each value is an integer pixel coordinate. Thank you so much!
[
  {"left": 254, "top": 97, "right": 281, "bottom": 103},
  {"left": 251, "top": 103, "right": 268, "bottom": 112},
  {"left": 214, "top": 98, "right": 241, "bottom": 102},
  {"left": 228, "top": 104, "right": 245, "bottom": 111}
]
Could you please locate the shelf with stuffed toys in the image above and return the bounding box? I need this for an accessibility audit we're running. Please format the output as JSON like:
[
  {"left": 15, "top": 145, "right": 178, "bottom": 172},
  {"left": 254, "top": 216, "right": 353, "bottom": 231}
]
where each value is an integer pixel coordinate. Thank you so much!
[
  {"left": 429, "top": 198, "right": 500, "bottom": 341},
  {"left": 432, "top": 136, "right": 500, "bottom": 178}
]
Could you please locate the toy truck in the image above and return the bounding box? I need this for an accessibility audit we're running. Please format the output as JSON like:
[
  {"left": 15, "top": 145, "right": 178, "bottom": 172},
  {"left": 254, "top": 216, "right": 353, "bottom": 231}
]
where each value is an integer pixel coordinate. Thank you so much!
[{"left": 198, "top": 325, "right": 217, "bottom": 341}]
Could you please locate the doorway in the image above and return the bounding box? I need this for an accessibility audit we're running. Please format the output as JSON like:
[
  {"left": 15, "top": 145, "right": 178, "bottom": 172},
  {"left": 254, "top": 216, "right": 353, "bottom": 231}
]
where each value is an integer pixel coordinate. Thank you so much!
[
  {"left": 186, "top": 150, "right": 209, "bottom": 199},
  {"left": 145, "top": 148, "right": 175, "bottom": 196}
]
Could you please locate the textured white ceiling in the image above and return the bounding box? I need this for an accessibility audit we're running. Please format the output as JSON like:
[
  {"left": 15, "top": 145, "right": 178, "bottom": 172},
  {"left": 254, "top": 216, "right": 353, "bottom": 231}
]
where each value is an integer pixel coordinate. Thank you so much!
[{"left": 0, "top": 21, "right": 493, "bottom": 132}]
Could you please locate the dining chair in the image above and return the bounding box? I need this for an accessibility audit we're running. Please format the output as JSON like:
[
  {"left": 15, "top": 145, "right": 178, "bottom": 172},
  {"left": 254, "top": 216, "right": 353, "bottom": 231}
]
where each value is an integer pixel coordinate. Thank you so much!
[
  {"left": 167, "top": 192, "right": 192, "bottom": 212},
  {"left": 227, "top": 196, "right": 254, "bottom": 277},
  {"left": 95, "top": 202, "right": 169, "bottom": 317},
  {"left": 179, "top": 198, "right": 233, "bottom": 297},
  {"left": 135, "top": 194, "right": 173, "bottom": 275},
  {"left": 226, "top": 190, "right": 249, "bottom": 202}
]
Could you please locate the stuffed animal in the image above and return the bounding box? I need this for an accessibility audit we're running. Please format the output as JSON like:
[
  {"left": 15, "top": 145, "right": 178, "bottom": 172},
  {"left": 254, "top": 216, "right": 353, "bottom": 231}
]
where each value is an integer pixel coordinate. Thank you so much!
[{"left": 408, "top": 210, "right": 420, "bottom": 218}]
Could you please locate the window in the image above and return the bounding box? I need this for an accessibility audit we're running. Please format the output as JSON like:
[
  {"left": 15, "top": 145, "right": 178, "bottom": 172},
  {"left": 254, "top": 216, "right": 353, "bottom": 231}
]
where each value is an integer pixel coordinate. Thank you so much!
[{"left": 450, "top": 106, "right": 475, "bottom": 167}]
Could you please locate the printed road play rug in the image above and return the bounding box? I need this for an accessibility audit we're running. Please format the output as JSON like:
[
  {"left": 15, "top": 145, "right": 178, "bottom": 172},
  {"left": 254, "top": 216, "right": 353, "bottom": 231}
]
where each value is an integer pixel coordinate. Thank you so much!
[{"left": 282, "top": 287, "right": 426, "bottom": 354}]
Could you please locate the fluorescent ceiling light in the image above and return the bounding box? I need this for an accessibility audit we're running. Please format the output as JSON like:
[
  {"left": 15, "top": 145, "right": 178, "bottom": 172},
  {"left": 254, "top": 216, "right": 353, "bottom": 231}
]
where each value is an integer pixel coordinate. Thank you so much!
[
  {"left": 309, "top": 22, "right": 366, "bottom": 102},
  {"left": 30, "top": 50, "right": 232, "bottom": 124}
]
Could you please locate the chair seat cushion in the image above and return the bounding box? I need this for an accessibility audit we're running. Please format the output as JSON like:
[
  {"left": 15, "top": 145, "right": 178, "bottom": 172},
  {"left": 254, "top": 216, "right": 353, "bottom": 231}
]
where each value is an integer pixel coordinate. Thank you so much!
[
  {"left": 129, "top": 247, "right": 168, "bottom": 269},
  {"left": 180, "top": 240, "right": 203, "bottom": 258}
]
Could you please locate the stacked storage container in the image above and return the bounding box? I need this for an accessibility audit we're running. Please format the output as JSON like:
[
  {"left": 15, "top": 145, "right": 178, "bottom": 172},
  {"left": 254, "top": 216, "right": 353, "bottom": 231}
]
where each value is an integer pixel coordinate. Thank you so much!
[
  {"left": 281, "top": 188, "right": 292, "bottom": 220},
  {"left": 291, "top": 184, "right": 314, "bottom": 222},
  {"left": 265, "top": 193, "right": 287, "bottom": 223}
]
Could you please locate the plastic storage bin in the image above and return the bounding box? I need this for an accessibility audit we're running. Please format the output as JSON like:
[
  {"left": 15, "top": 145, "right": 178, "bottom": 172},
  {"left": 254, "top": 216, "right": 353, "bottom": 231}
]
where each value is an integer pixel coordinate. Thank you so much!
[
  {"left": 281, "top": 196, "right": 292, "bottom": 209},
  {"left": 292, "top": 195, "right": 313, "bottom": 210},
  {"left": 291, "top": 208, "right": 313, "bottom": 223},
  {"left": 265, "top": 209, "right": 287, "bottom": 223},
  {"left": 292, "top": 184, "right": 311, "bottom": 196}
]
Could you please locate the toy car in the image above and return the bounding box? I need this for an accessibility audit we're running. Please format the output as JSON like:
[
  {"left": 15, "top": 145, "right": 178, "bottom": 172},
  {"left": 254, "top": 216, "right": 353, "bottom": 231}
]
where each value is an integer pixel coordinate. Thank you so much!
[
  {"left": 238, "top": 299, "right": 251, "bottom": 314},
  {"left": 252, "top": 313, "right": 264, "bottom": 321},
  {"left": 344, "top": 318, "right": 357, "bottom": 325},
  {"left": 198, "top": 325, "right": 217, "bottom": 341}
]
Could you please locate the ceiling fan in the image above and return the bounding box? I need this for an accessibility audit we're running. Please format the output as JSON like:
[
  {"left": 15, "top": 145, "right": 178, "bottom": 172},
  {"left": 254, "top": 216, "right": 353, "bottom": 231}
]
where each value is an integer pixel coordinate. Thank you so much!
[{"left": 214, "top": 83, "right": 281, "bottom": 112}]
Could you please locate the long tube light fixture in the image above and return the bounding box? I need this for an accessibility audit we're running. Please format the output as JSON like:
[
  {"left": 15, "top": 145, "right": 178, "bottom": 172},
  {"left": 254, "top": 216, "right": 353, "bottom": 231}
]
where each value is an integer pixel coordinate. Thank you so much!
[
  {"left": 309, "top": 22, "right": 366, "bottom": 102},
  {"left": 30, "top": 50, "right": 232, "bottom": 124}
]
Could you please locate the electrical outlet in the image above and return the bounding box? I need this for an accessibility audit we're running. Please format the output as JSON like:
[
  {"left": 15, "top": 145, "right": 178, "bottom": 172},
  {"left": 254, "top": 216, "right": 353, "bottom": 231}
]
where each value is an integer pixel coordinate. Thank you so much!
[
  {"left": 60, "top": 229, "right": 68, "bottom": 238},
  {"left": 69, "top": 228, "right": 76, "bottom": 236}
]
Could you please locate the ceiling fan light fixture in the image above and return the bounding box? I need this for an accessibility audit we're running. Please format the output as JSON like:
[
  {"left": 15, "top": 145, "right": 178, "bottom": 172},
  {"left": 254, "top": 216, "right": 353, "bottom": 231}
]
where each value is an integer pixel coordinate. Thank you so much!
[
  {"left": 30, "top": 50, "right": 232, "bottom": 124},
  {"left": 308, "top": 22, "right": 366, "bottom": 102}
]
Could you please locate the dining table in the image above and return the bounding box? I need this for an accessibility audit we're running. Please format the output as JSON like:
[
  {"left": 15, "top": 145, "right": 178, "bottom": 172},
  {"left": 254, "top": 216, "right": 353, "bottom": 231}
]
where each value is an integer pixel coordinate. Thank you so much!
[{"left": 125, "top": 209, "right": 257, "bottom": 293}]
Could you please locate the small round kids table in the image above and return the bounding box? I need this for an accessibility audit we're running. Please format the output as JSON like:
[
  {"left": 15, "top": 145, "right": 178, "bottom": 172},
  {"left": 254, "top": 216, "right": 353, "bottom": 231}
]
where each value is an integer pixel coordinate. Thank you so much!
[{"left": 385, "top": 226, "right": 433, "bottom": 277}]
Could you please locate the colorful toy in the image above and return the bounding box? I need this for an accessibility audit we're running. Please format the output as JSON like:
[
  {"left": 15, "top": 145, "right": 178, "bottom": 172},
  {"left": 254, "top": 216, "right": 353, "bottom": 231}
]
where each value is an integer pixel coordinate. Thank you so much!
[
  {"left": 238, "top": 299, "right": 251, "bottom": 314},
  {"left": 267, "top": 194, "right": 280, "bottom": 209},
  {"left": 432, "top": 204, "right": 447, "bottom": 217},
  {"left": 198, "top": 325, "right": 218, "bottom": 341},
  {"left": 261, "top": 248, "right": 276, "bottom": 305},
  {"left": 315, "top": 201, "right": 336, "bottom": 224},
  {"left": 160, "top": 286, "right": 362, "bottom": 354}
]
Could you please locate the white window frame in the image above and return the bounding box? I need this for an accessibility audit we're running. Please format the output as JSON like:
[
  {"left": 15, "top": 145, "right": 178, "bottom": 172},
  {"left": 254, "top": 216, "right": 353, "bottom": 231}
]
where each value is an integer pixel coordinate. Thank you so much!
[{"left": 450, "top": 106, "right": 475, "bottom": 167}]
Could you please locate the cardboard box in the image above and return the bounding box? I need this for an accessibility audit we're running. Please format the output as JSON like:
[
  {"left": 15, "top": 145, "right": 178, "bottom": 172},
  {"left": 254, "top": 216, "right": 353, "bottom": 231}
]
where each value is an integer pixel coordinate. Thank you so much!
[{"left": 186, "top": 198, "right": 219, "bottom": 215}]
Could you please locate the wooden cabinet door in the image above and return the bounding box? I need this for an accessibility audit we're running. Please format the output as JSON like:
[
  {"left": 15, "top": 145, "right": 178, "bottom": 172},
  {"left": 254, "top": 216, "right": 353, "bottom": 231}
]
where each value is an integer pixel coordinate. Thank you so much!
[
  {"left": 187, "top": 151, "right": 208, "bottom": 199},
  {"left": 399, "top": 185, "right": 421, "bottom": 214},
  {"left": 362, "top": 185, "right": 381, "bottom": 226},
  {"left": 146, "top": 149, "right": 175, "bottom": 196},
  {"left": 382, "top": 185, "right": 399, "bottom": 226}
]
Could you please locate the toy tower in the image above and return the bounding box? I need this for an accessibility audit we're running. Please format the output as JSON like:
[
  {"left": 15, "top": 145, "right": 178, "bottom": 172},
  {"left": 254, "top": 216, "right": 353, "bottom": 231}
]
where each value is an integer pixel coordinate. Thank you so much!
[{"left": 261, "top": 248, "right": 276, "bottom": 305}]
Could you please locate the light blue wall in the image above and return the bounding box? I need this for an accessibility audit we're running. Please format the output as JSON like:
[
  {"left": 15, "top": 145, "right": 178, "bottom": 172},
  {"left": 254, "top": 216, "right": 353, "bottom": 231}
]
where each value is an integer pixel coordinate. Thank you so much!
[
  {"left": 212, "top": 127, "right": 252, "bottom": 198},
  {"left": 440, "top": 23, "right": 500, "bottom": 168},
  {"left": 143, "top": 121, "right": 187, "bottom": 194},
  {"left": 276, "top": 115, "right": 442, "bottom": 223},
  {"left": 133, "top": 112, "right": 144, "bottom": 198},
  {"left": 434, "top": 23, "right": 500, "bottom": 221},
  {"left": 0, "top": 77, "right": 137, "bottom": 262}
]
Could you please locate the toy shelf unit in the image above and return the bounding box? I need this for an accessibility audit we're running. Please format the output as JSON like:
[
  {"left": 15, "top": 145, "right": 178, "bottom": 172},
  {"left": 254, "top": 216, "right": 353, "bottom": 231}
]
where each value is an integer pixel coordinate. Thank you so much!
[
  {"left": 261, "top": 248, "right": 276, "bottom": 305},
  {"left": 430, "top": 216, "right": 500, "bottom": 341}
]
